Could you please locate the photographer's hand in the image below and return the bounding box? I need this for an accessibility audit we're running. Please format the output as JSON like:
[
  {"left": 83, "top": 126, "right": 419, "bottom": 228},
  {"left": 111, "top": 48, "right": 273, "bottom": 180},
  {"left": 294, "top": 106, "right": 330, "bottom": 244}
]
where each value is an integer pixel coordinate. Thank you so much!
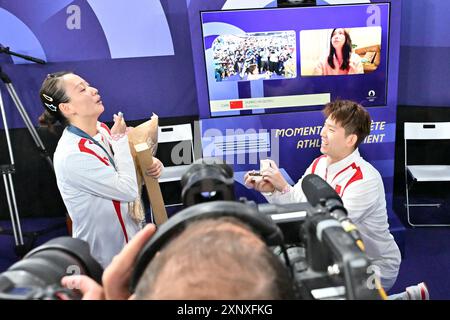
[
  {"left": 102, "top": 223, "right": 157, "bottom": 300},
  {"left": 61, "top": 275, "right": 105, "bottom": 300}
]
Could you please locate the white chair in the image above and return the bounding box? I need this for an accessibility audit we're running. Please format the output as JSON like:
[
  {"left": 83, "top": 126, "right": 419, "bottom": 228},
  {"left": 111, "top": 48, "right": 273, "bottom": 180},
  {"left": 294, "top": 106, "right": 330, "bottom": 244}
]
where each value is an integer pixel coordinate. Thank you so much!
[
  {"left": 404, "top": 122, "right": 450, "bottom": 226},
  {"left": 146, "top": 123, "right": 196, "bottom": 223},
  {"left": 156, "top": 123, "right": 196, "bottom": 202}
]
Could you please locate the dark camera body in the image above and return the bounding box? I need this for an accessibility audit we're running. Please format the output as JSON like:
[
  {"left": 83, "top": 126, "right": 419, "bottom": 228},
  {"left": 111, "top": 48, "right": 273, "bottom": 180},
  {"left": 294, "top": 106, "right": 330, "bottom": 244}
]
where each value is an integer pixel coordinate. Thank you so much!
[{"left": 256, "top": 201, "right": 378, "bottom": 300}]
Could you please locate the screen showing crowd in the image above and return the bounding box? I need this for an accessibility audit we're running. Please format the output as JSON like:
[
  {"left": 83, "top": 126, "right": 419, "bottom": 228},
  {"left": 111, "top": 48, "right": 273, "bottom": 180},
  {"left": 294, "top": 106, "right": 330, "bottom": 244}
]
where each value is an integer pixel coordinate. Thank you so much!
[
  {"left": 201, "top": 3, "right": 390, "bottom": 117},
  {"left": 212, "top": 31, "right": 297, "bottom": 82}
]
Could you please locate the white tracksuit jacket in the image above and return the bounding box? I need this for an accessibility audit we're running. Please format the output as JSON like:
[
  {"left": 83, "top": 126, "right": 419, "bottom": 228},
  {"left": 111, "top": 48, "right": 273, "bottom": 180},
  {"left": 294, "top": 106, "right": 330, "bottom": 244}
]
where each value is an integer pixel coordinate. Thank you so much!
[
  {"left": 54, "top": 122, "right": 140, "bottom": 268},
  {"left": 265, "top": 148, "right": 401, "bottom": 290}
]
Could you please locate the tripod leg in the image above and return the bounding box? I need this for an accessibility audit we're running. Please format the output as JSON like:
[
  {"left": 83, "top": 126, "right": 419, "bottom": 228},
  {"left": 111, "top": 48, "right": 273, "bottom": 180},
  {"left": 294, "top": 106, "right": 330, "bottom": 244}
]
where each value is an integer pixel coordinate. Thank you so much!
[
  {"left": 1, "top": 69, "right": 54, "bottom": 256},
  {"left": 4, "top": 82, "right": 53, "bottom": 169},
  {"left": 0, "top": 92, "right": 15, "bottom": 165},
  {"left": 2, "top": 173, "right": 24, "bottom": 246},
  {"left": 0, "top": 72, "right": 29, "bottom": 256}
]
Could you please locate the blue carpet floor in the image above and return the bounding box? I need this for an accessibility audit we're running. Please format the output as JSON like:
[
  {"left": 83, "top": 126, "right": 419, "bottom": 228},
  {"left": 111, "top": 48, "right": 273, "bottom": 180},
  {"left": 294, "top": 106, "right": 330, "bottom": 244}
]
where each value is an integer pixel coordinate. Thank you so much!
[
  {"left": 388, "top": 227, "right": 450, "bottom": 299},
  {"left": 389, "top": 195, "right": 450, "bottom": 299}
]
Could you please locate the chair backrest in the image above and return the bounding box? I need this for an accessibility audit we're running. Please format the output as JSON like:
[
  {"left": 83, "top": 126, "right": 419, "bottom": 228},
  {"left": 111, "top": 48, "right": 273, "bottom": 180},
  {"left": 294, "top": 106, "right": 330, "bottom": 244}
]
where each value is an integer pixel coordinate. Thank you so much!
[
  {"left": 404, "top": 122, "right": 450, "bottom": 140},
  {"left": 156, "top": 123, "right": 195, "bottom": 206},
  {"left": 156, "top": 123, "right": 194, "bottom": 167}
]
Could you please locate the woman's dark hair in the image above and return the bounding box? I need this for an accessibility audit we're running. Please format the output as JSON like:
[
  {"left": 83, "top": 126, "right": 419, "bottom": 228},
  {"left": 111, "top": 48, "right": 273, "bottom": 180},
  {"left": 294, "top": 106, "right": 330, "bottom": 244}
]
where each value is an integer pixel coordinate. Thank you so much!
[
  {"left": 38, "top": 71, "right": 72, "bottom": 132},
  {"left": 327, "top": 28, "right": 352, "bottom": 71}
]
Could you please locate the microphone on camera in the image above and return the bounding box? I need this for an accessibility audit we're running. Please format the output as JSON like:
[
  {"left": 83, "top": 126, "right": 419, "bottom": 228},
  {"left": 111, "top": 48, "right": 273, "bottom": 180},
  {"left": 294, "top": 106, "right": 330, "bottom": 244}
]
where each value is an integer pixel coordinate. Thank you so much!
[{"left": 301, "top": 174, "right": 365, "bottom": 251}]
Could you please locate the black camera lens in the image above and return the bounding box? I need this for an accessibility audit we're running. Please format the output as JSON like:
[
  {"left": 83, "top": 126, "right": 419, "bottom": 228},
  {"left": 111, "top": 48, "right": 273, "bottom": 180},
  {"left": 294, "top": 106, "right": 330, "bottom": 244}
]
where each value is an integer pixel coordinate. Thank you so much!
[
  {"left": 181, "top": 158, "right": 235, "bottom": 207},
  {"left": 0, "top": 237, "right": 103, "bottom": 299}
]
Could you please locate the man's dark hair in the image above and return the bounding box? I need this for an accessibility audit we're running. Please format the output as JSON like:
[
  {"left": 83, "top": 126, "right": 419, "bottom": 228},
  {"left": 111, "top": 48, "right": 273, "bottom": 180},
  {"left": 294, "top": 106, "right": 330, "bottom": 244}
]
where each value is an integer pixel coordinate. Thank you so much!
[
  {"left": 322, "top": 99, "right": 371, "bottom": 147},
  {"left": 134, "top": 217, "right": 296, "bottom": 299}
]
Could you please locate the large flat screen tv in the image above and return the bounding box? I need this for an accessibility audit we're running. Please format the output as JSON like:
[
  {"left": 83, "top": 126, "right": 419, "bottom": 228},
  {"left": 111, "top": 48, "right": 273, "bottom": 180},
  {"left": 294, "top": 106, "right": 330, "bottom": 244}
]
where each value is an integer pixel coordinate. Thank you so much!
[{"left": 200, "top": 2, "right": 390, "bottom": 118}]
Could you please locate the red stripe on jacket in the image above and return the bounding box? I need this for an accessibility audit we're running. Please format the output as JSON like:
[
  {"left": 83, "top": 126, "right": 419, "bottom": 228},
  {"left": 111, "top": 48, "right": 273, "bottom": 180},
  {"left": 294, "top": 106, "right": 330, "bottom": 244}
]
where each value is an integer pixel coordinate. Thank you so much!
[
  {"left": 341, "top": 164, "right": 363, "bottom": 197},
  {"left": 112, "top": 200, "right": 129, "bottom": 243},
  {"left": 331, "top": 163, "right": 356, "bottom": 183},
  {"left": 78, "top": 138, "right": 110, "bottom": 166},
  {"left": 311, "top": 155, "right": 326, "bottom": 174}
]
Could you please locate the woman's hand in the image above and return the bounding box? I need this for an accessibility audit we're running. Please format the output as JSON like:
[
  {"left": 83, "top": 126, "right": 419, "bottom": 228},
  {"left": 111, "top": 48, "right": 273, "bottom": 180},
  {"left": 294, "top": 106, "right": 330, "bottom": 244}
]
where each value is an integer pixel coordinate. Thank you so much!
[
  {"left": 348, "top": 60, "right": 357, "bottom": 73},
  {"left": 110, "top": 112, "right": 127, "bottom": 136},
  {"left": 348, "top": 58, "right": 363, "bottom": 74},
  {"left": 145, "top": 157, "right": 163, "bottom": 179}
]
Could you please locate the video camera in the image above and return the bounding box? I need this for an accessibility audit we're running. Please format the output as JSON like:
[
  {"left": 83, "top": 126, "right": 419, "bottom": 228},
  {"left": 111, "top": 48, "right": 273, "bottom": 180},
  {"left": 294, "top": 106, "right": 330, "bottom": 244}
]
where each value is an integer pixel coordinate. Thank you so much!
[{"left": 174, "top": 158, "right": 382, "bottom": 300}]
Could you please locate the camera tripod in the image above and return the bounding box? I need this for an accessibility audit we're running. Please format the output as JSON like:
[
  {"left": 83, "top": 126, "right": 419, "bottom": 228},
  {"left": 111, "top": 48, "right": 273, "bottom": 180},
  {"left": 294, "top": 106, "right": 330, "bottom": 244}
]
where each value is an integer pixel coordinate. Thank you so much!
[{"left": 0, "top": 46, "right": 50, "bottom": 256}]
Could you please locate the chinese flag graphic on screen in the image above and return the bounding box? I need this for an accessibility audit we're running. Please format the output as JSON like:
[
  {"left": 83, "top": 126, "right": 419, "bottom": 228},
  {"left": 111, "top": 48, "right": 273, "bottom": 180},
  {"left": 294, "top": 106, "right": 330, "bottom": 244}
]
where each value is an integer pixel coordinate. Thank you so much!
[{"left": 229, "top": 100, "right": 243, "bottom": 109}]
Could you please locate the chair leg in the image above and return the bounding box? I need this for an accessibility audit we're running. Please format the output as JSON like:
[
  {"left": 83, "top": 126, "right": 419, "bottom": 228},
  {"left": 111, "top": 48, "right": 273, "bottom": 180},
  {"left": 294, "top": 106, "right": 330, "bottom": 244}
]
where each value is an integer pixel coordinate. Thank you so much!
[
  {"left": 405, "top": 180, "right": 416, "bottom": 227},
  {"left": 407, "top": 204, "right": 441, "bottom": 208},
  {"left": 405, "top": 187, "right": 450, "bottom": 227},
  {"left": 404, "top": 167, "right": 450, "bottom": 226}
]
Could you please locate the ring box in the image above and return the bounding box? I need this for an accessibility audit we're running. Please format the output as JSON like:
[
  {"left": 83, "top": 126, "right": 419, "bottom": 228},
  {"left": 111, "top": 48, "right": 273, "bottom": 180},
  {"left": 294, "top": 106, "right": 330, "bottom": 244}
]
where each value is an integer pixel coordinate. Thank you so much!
[{"left": 249, "top": 170, "right": 262, "bottom": 182}]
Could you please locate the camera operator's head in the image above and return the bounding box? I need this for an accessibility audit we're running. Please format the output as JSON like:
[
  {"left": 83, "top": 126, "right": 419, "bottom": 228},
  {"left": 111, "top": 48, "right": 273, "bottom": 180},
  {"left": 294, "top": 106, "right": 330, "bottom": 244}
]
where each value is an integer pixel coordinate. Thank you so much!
[
  {"left": 320, "top": 99, "right": 371, "bottom": 163},
  {"left": 133, "top": 216, "right": 296, "bottom": 300}
]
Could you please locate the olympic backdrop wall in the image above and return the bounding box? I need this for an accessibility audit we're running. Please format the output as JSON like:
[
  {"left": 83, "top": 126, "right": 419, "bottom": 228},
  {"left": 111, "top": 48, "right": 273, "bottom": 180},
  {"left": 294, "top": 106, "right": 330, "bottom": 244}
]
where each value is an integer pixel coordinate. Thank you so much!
[
  {"left": 0, "top": 0, "right": 403, "bottom": 231},
  {"left": 0, "top": 0, "right": 198, "bottom": 128}
]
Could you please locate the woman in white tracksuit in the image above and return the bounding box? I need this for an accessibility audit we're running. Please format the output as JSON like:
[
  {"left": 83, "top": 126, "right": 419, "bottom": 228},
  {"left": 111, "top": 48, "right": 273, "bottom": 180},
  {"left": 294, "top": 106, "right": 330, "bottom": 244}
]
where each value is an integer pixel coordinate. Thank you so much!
[{"left": 38, "top": 71, "right": 163, "bottom": 268}]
